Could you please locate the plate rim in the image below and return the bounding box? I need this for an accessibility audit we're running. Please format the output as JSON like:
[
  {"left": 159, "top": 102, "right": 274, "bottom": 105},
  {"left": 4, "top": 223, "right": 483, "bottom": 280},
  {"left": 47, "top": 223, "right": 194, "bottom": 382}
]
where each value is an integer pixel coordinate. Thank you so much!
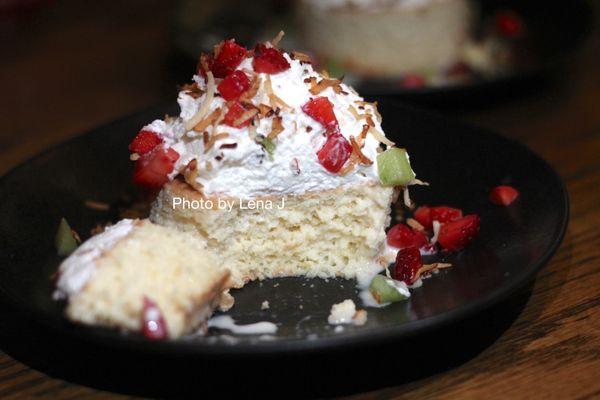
[{"left": 0, "top": 102, "right": 570, "bottom": 356}]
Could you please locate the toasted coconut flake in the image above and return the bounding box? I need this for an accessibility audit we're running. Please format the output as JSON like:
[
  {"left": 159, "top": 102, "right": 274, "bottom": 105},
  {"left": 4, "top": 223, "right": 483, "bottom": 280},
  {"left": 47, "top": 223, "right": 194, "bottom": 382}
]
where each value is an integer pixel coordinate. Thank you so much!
[
  {"left": 368, "top": 127, "right": 395, "bottom": 147},
  {"left": 180, "top": 82, "right": 204, "bottom": 99},
  {"left": 185, "top": 71, "right": 216, "bottom": 131},
  {"left": 193, "top": 107, "right": 221, "bottom": 133},
  {"left": 270, "top": 30, "right": 285, "bottom": 47},
  {"left": 406, "top": 218, "right": 425, "bottom": 232},
  {"left": 84, "top": 200, "right": 110, "bottom": 211},
  {"left": 198, "top": 53, "right": 211, "bottom": 77},
  {"left": 265, "top": 76, "right": 290, "bottom": 109},
  {"left": 309, "top": 78, "right": 342, "bottom": 95},
  {"left": 234, "top": 108, "right": 259, "bottom": 127},
  {"left": 339, "top": 153, "right": 358, "bottom": 176},
  {"left": 409, "top": 178, "right": 429, "bottom": 186},
  {"left": 350, "top": 136, "right": 373, "bottom": 165},
  {"left": 206, "top": 161, "right": 213, "bottom": 171},
  {"left": 366, "top": 115, "right": 375, "bottom": 127},
  {"left": 239, "top": 73, "right": 259, "bottom": 102},
  {"left": 321, "top": 69, "right": 330, "bottom": 78},
  {"left": 359, "top": 124, "right": 369, "bottom": 142},
  {"left": 204, "top": 132, "right": 230, "bottom": 153},
  {"left": 130, "top": 153, "right": 140, "bottom": 161},
  {"left": 258, "top": 103, "right": 274, "bottom": 117},
  {"left": 415, "top": 263, "right": 452, "bottom": 281},
  {"left": 403, "top": 187, "right": 414, "bottom": 209},
  {"left": 292, "top": 51, "right": 312, "bottom": 63},
  {"left": 431, "top": 220, "right": 442, "bottom": 244},
  {"left": 268, "top": 116, "right": 284, "bottom": 139}
]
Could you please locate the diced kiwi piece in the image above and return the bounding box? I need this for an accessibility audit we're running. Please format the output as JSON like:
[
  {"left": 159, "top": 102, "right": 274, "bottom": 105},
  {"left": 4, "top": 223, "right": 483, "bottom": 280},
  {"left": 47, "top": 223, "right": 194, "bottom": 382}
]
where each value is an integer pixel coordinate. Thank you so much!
[
  {"left": 377, "top": 148, "right": 416, "bottom": 187},
  {"left": 261, "top": 137, "right": 276, "bottom": 159},
  {"left": 369, "top": 275, "right": 409, "bottom": 304},
  {"left": 55, "top": 218, "right": 79, "bottom": 256}
]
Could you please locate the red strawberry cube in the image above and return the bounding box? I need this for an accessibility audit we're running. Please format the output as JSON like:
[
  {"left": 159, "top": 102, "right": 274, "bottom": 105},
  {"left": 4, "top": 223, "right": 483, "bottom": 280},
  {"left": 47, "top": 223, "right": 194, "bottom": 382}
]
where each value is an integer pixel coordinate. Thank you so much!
[
  {"left": 489, "top": 185, "right": 519, "bottom": 206},
  {"left": 387, "top": 223, "right": 429, "bottom": 249},
  {"left": 414, "top": 206, "right": 432, "bottom": 229},
  {"left": 437, "top": 214, "right": 480, "bottom": 252},
  {"left": 223, "top": 101, "right": 253, "bottom": 128},
  {"left": 430, "top": 206, "right": 463, "bottom": 224},
  {"left": 392, "top": 246, "right": 423, "bottom": 285},
  {"left": 210, "top": 39, "right": 247, "bottom": 78},
  {"left": 316, "top": 132, "right": 352, "bottom": 173},
  {"left": 128, "top": 130, "right": 162, "bottom": 155},
  {"left": 252, "top": 44, "right": 290, "bottom": 74},
  {"left": 302, "top": 97, "right": 339, "bottom": 133},
  {"left": 218, "top": 70, "right": 250, "bottom": 101},
  {"left": 141, "top": 296, "right": 168, "bottom": 340},
  {"left": 133, "top": 147, "right": 179, "bottom": 189}
]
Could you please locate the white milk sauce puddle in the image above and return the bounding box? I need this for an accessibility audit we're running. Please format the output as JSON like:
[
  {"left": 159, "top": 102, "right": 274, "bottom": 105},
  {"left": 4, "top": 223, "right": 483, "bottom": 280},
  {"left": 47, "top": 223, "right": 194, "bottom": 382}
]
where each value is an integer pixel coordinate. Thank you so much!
[{"left": 208, "top": 315, "right": 278, "bottom": 335}]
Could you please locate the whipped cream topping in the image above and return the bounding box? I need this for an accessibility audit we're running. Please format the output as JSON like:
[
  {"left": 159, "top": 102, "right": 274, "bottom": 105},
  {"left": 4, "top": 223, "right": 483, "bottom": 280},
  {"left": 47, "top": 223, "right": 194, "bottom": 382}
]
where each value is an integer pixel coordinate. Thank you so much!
[
  {"left": 54, "top": 219, "right": 136, "bottom": 299},
  {"left": 145, "top": 45, "right": 393, "bottom": 199}
]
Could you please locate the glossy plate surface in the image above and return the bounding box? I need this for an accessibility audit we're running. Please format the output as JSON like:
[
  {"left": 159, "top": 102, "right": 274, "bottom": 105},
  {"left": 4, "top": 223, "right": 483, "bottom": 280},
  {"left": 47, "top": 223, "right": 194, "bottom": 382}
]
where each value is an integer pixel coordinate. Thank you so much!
[{"left": 0, "top": 102, "right": 568, "bottom": 355}]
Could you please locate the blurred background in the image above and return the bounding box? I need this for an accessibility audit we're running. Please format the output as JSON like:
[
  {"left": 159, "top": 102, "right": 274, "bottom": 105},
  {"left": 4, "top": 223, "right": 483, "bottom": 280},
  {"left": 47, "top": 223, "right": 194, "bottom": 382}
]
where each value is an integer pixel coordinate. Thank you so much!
[{"left": 0, "top": 0, "right": 597, "bottom": 175}]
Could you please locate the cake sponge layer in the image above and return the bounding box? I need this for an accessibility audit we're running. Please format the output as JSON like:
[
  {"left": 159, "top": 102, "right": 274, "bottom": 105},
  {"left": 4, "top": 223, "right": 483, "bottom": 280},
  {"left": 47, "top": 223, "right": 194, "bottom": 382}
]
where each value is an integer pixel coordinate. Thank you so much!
[
  {"left": 150, "top": 179, "right": 396, "bottom": 288},
  {"left": 62, "top": 220, "right": 230, "bottom": 338}
]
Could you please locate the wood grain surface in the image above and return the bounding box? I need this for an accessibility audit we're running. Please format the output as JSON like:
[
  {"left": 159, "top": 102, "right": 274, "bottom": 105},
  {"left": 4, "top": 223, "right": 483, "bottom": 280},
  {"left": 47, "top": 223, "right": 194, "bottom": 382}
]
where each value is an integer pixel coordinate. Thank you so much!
[{"left": 1, "top": 1, "right": 598, "bottom": 399}]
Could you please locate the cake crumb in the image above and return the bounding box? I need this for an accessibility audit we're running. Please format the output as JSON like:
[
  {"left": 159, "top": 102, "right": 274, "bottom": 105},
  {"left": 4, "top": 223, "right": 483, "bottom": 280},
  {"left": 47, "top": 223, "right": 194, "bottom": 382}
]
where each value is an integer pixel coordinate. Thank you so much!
[
  {"left": 261, "top": 300, "right": 270, "bottom": 310},
  {"left": 327, "top": 299, "right": 368, "bottom": 326}
]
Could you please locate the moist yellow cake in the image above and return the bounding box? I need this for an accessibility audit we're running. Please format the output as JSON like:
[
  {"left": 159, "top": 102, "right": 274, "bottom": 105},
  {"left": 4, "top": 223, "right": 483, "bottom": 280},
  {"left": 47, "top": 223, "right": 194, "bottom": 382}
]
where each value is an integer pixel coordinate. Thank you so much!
[
  {"left": 151, "top": 178, "right": 396, "bottom": 288},
  {"left": 298, "top": 0, "right": 474, "bottom": 77},
  {"left": 54, "top": 219, "right": 230, "bottom": 338}
]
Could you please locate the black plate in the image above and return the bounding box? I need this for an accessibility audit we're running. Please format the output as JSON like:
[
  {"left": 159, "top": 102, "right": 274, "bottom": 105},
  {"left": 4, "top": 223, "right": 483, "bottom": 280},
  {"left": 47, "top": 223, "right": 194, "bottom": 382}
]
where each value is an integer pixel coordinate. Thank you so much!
[
  {"left": 0, "top": 102, "right": 568, "bottom": 356},
  {"left": 356, "top": 0, "right": 593, "bottom": 100}
]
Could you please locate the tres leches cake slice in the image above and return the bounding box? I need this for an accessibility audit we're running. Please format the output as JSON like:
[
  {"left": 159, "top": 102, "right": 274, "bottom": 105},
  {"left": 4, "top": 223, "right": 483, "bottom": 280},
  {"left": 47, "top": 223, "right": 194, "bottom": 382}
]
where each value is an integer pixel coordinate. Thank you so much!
[
  {"left": 133, "top": 33, "right": 417, "bottom": 288},
  {"left": 54, "top": 219, "right": 231, "bottom": 339}
]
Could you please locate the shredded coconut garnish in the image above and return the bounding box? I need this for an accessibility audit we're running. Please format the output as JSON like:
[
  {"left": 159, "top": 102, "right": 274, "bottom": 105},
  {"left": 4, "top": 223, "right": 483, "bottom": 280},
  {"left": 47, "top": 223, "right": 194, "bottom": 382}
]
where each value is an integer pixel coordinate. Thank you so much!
[
  {"left": 368, "top": 126, "right": 395, "bottom": 147},
  {"left": 204, "top": 132, "right": 229, "bottom": 153},
  {"left": 291, "top": 51, "right": 312, "bottom": 62},
  {"left": 268, "top": 116, "right": 284, "bottom": 139},
  {"left": 239, "top": 73, "right": 259, "bottom": 102},
  {"left": 233, "top": 108, "right": 259, "bottom": 127},
  {"left": 416, "top": 263, "right": 452, "bottom": 281},
  {"left": 193, "top": 107, "right": 221, "bottom": 133},
  {"left": 407, "top": 218, "right": 425, "bottom": 232},
  {"left": 270, "top": 30, "right": 285, "bottom": 48},
  {"left": 403, "top": 187, "right": 414, "bottom": 209},
  {"left": 185, "top": 71, "right": 215, "bottom": 131},
  {"left": 431, "top": 220, "right": 442, "bottom": 244},
  {"left": 309, "top": 78, "right": 343, "bottom": 95},
  {"left": 264, "top": 75, "right": 289, "bottom": 109},
  {"left": 350, "top": 136, "right": 373, "bottom": 165}
]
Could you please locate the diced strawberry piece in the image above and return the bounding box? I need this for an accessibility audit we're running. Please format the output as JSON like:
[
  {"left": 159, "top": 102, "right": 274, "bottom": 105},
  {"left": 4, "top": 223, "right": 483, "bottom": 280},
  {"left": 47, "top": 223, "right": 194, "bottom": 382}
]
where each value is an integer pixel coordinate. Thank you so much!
[
  {"left": 413, "top": 230, "right": 430, "bottom": 249},
  {"left": 141, "top": 296, "right": 168, "bottom": 340},
  {"left": 392, "top": 247, "right": 423, "bottom": 285},
  {"left": 387, "top": 223, "right": 429, "bottom": 249},
  {"left": 128, "top": 130, "right": 162, "bottom": 155},
  {"left": 316, "top": 132, "right": 352, "bottom": 173},
  {"left": 223, "top": 101, "right": 253, "bottom": 128},
  {"left": 133, "top": 147, "right": 179, "bottom": 189},
  {"left": 495, "top": 10, "right": 524, "bottom": 38},
  {"left": 438, "top": 214, "right": 480, "bottom": 252},
  {"left": 210, "top": 40, "right": 247, "bottom": 78},
  {"left": 414, "top": 206, "right": 432, "bottom": 229},
  {"left": 489, "top": 185, "right": 519, "bottom": 206},
  {"left": 218, "top": 70, "right": 250, "bottom": 101},
  {"left": 400, "top": 73, "right": 426, "bottom": 88},
  {"left": 430, "top": 206, "right": 463, "bottom": 224},
  {"left": 252, "top": 44, "right": 290, "bottom": 74},
  {"left": 302, "top": 97, "right": 339, "bottom": 133}
]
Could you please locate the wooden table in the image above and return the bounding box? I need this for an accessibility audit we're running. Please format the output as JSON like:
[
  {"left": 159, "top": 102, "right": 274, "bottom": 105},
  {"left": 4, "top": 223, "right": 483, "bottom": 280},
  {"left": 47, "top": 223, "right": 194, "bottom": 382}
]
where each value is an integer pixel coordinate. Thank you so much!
[{"left": 1, "top": 1, "right": 598, "bottom": 398}]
